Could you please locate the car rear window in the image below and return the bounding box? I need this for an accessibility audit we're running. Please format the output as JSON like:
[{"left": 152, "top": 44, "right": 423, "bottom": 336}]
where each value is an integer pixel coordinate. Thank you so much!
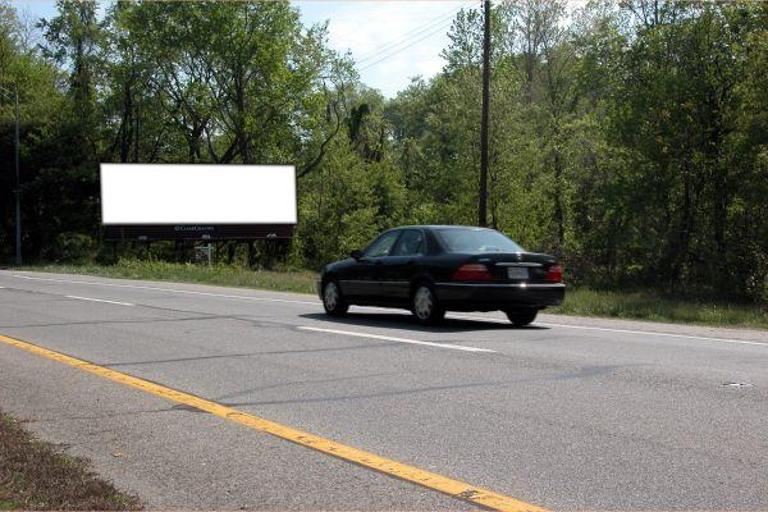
[{"left": 435, "top": 228, "right": 524, "bottom": 254}]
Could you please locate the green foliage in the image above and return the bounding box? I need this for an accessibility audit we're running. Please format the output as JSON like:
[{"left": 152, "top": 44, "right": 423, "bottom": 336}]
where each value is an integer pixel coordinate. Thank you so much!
[
  {"left": 553, "top": 287, "right": 768, "bottom": 330},
  {"left": 1, "top": 0, "right": 767, "bottom": 307},
  {"left": 383, "top": 0, "right": 768, "bottom": 302},
  {"left": 51, "top": 232, "right": 97, "bottom": 263},
  {"left": 296, "top": 130, "right": 406, "bottom": 267},
  {"left": 29, "top": 259, "right": 318, "bottom": 295},
  {"left": 0, "top": 1, "right": 70, "bottom": 264},
  {"left": 22, "top": 263, "right": 768, "bottom": 330},
  {"left": 40, "top": 0, "right": 102, "bottom": 154}
]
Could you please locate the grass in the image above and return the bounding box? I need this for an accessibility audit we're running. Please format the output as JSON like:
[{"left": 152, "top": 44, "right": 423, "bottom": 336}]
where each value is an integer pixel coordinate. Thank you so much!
[
  {"left": 552, "top": 287, "right": 768, "bottom": 330},
  {"left": 0, "top": 412, "right": 141, "bottom": 510},
  {"left": 16, "top": 260, "right": 768, "bottom": 330},
  {"left": 26, "top": 259, "right": 318, "bottom": 295}
]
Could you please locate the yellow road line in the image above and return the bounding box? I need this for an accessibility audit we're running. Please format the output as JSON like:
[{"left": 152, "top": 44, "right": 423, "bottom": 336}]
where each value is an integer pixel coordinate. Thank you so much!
[{"left": 0, "top": 333, "right": 549, "bottom": 512}]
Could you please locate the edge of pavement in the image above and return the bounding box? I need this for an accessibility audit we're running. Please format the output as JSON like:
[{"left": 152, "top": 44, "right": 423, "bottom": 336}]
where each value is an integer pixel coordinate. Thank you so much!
[{"left": 2, "top": 269, "right": 767, "bottom": 344}]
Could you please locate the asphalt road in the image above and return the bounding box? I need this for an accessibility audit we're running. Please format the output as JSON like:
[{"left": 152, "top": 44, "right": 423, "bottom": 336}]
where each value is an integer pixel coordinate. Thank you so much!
[{"left": 0, "top": 270, "right": 766, "bottom": 511}]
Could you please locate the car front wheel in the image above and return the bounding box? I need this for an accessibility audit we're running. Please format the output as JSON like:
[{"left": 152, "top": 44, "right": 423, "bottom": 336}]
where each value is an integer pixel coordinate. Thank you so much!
[
  {"left": 411, "top": 284, "right": 445, "bottom": 325},
  {"left": 322, "top": 280, "right": 349, "bottom": 316},
  {"left": 505, "top": 308, "right": 537, "bottom": 327}
]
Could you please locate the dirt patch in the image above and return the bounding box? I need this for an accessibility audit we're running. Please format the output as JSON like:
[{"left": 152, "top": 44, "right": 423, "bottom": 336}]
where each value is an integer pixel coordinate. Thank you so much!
[{"left": 0, "top": 412, "right": 141, "bottom": 510}]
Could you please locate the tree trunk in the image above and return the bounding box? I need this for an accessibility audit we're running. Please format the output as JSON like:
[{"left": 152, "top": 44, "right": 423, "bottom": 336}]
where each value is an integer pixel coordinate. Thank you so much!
[
  {"left": 119, "top": 83, "right": 133, "bottom": 163},
  {"left": 247, "top": 241, "right": 255, "bottom": 269},
  {"left": 227, "top": 241, "right": 236, "bottom": 264},
  {"left": 553, "top": 148, "right": 565, "bottom": 253}
]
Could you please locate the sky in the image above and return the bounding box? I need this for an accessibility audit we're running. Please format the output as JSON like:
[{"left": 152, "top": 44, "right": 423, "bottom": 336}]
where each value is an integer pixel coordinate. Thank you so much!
[{"left": 10, "top": 0, "right": 480, "bottom": 98}]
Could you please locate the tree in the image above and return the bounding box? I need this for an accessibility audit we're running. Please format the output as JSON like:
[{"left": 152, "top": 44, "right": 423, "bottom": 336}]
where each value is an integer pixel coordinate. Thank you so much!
[
  {"left": 40, "top": 0, "right": 102, "bottom": 155},
  {"left": 2, "top": 0, "right": 767, "bottom": 304}
]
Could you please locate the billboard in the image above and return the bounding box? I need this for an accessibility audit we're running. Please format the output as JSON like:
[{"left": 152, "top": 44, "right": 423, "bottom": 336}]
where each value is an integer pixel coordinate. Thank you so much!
[{"left": 100, "top": 164, "right": 296, "bottom": 240}]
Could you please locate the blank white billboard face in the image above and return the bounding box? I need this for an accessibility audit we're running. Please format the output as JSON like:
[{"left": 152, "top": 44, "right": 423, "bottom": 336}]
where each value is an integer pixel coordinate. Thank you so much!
[{"left": 100, "top": 164, "right": 297, "bottom": 225}]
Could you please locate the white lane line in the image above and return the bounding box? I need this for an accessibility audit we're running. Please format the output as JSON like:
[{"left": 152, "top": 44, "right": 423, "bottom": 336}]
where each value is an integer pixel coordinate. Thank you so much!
[
  {"left": 10, "top": 273, "right": 317, "bottom": 306},
  {"left": 298, "top": 326, "right": 495, "bottom": 353},
  {"left": 452, "top": 314, "right": 507, "bottom": 325},
  {"left": 65, "top": 295, "right": 135, "bottom": 307},
  {"left": 453, "top": 313, "right": 768, "bottom": 347},
  {"left": 8, "top": 272, "right": 766, "bottom": 347},
  {"left": 446, "top": 312, "right": 768, "bottom": 347},
  {"left": 537, "top": 322, "right": 768, "bottom": 347}
]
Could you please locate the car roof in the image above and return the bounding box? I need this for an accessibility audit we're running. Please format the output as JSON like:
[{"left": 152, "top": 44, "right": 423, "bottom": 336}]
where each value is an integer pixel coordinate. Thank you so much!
[{"left": 389, "top": 225, "right": 496, "bottom": 231}]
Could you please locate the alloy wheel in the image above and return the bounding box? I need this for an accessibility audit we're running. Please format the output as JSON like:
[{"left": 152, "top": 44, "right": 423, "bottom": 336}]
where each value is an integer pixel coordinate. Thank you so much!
[
  {"left": 324, "top": 281, "right": 339, "bottom": 311},
  {"left": 414, "top": 286, "right": 434, "bottom": 320}
]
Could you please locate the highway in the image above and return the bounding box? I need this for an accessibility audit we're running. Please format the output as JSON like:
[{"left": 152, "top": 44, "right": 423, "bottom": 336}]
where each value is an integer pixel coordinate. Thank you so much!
[{"left": 1, "top": 270, "right": 766, "bottom": 511}]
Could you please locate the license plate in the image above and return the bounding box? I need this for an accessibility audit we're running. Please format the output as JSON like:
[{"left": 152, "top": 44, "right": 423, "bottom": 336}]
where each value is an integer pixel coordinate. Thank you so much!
[{"left": 507, "top": 267, "right": 529, "bottom": 280}]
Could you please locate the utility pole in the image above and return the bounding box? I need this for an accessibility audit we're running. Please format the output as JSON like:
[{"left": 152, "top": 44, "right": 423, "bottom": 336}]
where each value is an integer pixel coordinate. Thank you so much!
[
  {"left": 14, "top": 85, "right": 20, "bottom": 266},
  {"left": 1, "top": 84, "right": 21, "bottom": 265},
  {"left": 478, "top": 0, "right": 491, "bottom": 227}
]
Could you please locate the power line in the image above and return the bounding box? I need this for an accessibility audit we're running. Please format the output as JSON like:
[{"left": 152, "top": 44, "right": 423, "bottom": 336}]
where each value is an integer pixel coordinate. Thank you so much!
[
  {"left": 355, "top": 4, "right": 468, "bottom": 64},
  {"left": 357, "top": 18, "right": 457, "bottom": 71},
  {"left": 356, "top": 4, "right": 480, "bottom": 73},
  {"left": 355, "top": 1, "right": 483, "bottom": 72}
]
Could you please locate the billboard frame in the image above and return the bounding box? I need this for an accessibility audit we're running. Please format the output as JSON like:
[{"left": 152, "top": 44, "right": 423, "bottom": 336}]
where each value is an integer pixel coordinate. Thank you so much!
[{"left": 100, "top": 163, "right": 297, "bottom": 242}]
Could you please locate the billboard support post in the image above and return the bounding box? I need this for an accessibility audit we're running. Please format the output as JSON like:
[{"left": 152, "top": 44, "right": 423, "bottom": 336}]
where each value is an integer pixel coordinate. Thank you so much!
[{"left": 194, "top": 243, "right": 213, "bottom": 267}]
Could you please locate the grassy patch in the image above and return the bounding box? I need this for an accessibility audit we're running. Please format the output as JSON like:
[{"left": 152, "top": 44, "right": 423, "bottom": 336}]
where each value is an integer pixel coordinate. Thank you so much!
[
  {"left": 17, "top": 261, "right": 768, "bottom": 330},
  {"left": 552, "top": 287, "right": 768, "bottom": 329},
  {"left": 26, "top": 259, "right": 318, "bottom": 295},
  {"left": 0, "top": 412, "right": 141, "bottom": 510}
]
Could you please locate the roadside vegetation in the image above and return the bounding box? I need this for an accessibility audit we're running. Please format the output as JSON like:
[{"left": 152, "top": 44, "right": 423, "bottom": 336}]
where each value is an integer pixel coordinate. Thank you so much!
[
  {"left": 0, "top": 412, "right": 141, "bottom": 510},
  {"left": 22, "top": 262, "right": 768, "bottom": 330},
  {"left": 1, "top": 2, "right": 766, "bottom": 317},
  {"left": 556, "top": 288, "right": 768, "bottom": 330},
  {"left": 29, "top": 260, "right": 318, "bottom": 295}
]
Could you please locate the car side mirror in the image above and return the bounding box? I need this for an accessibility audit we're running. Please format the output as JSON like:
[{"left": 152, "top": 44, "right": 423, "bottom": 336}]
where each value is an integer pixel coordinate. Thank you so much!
[{"left": 350, "top": 250, "right": 363, "bottom": 260}]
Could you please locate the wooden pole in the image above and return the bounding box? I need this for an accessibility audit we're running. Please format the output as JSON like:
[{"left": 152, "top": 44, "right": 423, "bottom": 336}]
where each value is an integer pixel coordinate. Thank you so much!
[{"left": 479, "top": 0, "right": 491, "bottom": 227}]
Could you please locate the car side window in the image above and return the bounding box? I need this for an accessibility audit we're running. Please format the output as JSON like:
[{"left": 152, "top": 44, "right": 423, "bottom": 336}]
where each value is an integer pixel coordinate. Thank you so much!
[
  {"left": 391, "top": 230, "right": 425, "bottom": 256},
  {"left": 363, "top": 231, "right": 400, "bottom": 258}
]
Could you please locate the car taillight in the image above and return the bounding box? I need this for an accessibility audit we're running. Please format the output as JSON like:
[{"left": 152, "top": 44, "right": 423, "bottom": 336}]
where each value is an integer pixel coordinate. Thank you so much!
[
  {"left": 546, "top": 264, "right": 564, "bottom": 283},
  {"left": 452, "top": 263, "right": 493, "bottom": 281}
]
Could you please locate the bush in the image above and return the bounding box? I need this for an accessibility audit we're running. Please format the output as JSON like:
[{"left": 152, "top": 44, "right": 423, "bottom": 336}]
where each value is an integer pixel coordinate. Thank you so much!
[{"left": 51, "top": 232, "right": 97, "bottom": 263}]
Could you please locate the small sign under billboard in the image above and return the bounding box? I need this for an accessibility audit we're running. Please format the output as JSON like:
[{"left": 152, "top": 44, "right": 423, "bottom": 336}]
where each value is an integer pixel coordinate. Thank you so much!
[{"left": 100, "top": 164, "right": 296, "bottom": 241}]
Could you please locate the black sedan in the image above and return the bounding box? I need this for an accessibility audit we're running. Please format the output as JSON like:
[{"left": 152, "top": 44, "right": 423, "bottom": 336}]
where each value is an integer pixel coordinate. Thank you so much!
[{"left": 318, "top": 225, "right": 565, "bottom": 326}]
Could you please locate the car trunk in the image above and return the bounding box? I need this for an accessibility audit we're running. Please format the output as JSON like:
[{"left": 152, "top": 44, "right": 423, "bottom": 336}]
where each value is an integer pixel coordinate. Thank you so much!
[{"left": 469, "top": 252, "right": 559, "bottom": 283}]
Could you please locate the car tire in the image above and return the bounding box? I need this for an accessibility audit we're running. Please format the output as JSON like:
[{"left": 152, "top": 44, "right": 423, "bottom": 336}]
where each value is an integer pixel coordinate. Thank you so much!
[
  {"left": 505, "top": 308, "right": 537, "bottom": 327},
  {"left": 411, "top": 283, "right": 445, "bottom": 325},
  {"left": 322, "top": 279, "right": 349, "bottom": 316}
]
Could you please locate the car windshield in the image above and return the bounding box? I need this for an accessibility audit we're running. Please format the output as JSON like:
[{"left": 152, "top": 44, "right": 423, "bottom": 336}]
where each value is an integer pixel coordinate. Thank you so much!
[{"left": 435, "top": 228, "right": 524, "bottom": 254}]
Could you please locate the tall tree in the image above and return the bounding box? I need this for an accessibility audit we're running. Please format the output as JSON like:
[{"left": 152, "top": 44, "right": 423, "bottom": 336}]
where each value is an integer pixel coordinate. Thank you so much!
[{"left": 40, "top": 0, "right": 102, "bottom": 155}]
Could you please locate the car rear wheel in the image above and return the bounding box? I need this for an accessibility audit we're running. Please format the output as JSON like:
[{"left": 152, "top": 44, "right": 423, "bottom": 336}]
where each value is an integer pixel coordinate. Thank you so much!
[
  {"left": 411, "top": 284, "right": 445, "bottom": 325},
  {"left": 322, "top": 280, "right": 349, "bottom": 316},
  {"left": 505, "top": 308, "right": 537, "bottom": 327}
]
